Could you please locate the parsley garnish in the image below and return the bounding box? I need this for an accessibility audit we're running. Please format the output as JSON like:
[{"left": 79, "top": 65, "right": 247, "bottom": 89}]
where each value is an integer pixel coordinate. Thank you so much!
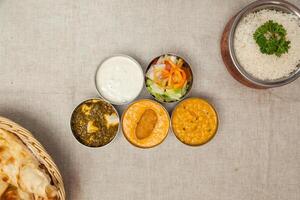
[{"left": 253, "top": 20, "right": 291, "bottom": 57}]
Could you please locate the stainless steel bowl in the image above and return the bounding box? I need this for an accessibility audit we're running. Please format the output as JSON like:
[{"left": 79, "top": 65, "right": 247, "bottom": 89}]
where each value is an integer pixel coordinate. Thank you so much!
[
  {"left": 227, "top": 0, "right": 300, "bottom": 88},
  {"left": 121, "top": 99, "right": 171, "bottom": 149},
  {"left": 70, "top": 98, "right": 120, "bottom": 148},
  {"left": 145, "top": 53, "right": 194, "bottom": 103},
  {"left": 170, "top": 97, "right": 219, "bottom": 147},
  {"left": 95, "top": 54, "right": 144, "bottom": 105}
]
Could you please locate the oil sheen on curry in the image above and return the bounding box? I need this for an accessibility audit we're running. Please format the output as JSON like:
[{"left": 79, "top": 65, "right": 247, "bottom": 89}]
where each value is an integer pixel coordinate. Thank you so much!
[
  {"left": 122, "top": 99, "right": 170, "bottom": 148},
  {"left": 71, "top": 99, "right": 119, "bottom": 147},
  {"left": 172, "top": 98, "right": 218, "bottom": 146}
]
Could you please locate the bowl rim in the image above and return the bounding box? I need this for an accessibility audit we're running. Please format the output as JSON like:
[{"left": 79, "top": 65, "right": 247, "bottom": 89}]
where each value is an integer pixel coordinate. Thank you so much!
[
  {"left": 94, "top": 54, "right": 144, "bottom": 106},
  {"left": 170, "top": 97, "right": 219, "bottom": 147},
  {"left": 121, "top": 98, "right": 171, "bottom": 149},
  {"left": 70, "top": 98, "right": 120, "bottom": 148},
  {"left": 145, "top": 53, "right": 194, "bottom": 103},
  {"left": 228, "top": 0, "right": 300, "bottom": 88}
]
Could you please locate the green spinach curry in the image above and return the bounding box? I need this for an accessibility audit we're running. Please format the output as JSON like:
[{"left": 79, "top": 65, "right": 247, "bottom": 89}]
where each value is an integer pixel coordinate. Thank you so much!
[{"left": 71, "top": 99, "right": 119, "bottom": 147}]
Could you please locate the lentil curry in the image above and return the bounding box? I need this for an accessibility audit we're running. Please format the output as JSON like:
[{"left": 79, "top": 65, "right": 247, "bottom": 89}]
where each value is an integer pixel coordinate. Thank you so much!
[
  {"left": 71, "top": 99, "right": 119, "bottom": 147},
  {"left": 172, "top": 98, "right": 218, "bottom": 146}
]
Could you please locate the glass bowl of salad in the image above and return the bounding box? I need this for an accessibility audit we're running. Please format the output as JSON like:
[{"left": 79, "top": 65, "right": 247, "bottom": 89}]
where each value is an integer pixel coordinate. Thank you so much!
[{"left": 145, "top": 54, "right": 193, "bottom": 103}]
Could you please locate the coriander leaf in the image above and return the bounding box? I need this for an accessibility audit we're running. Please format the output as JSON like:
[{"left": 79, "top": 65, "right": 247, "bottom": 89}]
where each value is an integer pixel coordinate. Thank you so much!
[{"left": 253, "top": 20, "right": 291, "bottom": 57}]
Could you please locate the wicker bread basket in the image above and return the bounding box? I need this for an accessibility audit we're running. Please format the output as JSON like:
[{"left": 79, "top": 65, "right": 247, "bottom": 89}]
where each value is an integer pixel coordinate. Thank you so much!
[{"left": 0, "top": 116, "right": 66, "bottom": 200}]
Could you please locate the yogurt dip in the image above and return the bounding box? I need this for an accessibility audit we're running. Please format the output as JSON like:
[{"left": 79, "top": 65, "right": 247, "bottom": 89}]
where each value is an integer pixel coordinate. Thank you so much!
[{"left": 95, "top": 55, "right": 144, "bottom": 105}]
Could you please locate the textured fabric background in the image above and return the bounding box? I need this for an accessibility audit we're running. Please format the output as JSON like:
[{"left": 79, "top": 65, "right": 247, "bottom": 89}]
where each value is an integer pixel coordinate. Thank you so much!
[{"left": 0, "top": 0, "right": 300, "bottom": 199}]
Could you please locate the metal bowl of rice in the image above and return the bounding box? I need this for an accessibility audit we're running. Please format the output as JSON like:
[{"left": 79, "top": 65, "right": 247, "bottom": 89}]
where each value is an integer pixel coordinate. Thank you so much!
[{"left": 221, "top": 0, "right": 300, "bottom": 88}]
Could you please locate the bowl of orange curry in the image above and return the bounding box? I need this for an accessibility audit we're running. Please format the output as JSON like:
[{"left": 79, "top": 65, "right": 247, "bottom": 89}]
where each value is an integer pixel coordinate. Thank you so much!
[
  {"left": 171, "top": 97, "right": 218, "bottom": 146},
  {"left": 122, "top": 99, "right": 170, "bottom": 148}
]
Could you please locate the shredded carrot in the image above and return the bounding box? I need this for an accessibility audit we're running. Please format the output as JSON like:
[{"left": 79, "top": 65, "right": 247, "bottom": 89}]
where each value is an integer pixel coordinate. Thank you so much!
[
  {"left": 173, "top": 68, "right": 186, "bottom": 88},
  {"left": 153, "top": 59, "right": 187, "bottom": 89},
  {"left": 161, "top": 69, "right": 170, "bottom": 79}
]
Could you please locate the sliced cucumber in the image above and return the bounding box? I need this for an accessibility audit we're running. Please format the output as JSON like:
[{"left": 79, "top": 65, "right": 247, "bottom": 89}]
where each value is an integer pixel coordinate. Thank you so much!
[{"left": 146, "top": 78, "right": 153, "bottom": 86}]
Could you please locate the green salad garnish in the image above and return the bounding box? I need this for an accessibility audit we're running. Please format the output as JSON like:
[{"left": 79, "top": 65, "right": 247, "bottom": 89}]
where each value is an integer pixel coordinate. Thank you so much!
[
  {"left": 253, "top": 20, "right": 291, "bottom": 57},
  {"left": 145, "top": 55, "right": 192, "bottom": 103}
]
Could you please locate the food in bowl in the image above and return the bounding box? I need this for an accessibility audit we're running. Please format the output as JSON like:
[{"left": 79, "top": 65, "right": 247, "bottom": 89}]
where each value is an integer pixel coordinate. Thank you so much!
[
  {"left": 234, "top": 9, "right": 300, "bottom": 80},
  {"left": 172, "top": 98, "right": 218, "bottom": 146},
  {"left": 0, "top": 129, "right": 58, "bottom": 199},
  {"left": 145, "top": 54, "right": 193, "bottom": 103},
  {"left": 95, "top": 55, "right": 144, "bottom": 105},
  {"left": 122, "top": 99, "right": 170, "bottom": 148},
  {"left": 71, "top": 99, "right": 119, "bottom": 147}
]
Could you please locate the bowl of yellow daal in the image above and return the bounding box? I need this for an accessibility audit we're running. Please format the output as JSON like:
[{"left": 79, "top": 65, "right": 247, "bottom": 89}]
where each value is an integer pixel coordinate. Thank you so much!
[{"left": 171, "top": 97, "right": 218, "bottom": 146}]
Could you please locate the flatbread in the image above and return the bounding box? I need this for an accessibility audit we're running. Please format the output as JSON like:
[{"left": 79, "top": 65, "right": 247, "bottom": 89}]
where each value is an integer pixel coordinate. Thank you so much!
[{"left": 0, "top": 129, "right": 58, "bottom": 200}]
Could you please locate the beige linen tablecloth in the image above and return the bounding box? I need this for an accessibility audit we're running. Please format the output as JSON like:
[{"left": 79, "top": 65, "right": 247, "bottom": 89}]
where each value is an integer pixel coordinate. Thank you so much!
[{"left": 0, "top": 0, "right": 299, "bottom": 199}]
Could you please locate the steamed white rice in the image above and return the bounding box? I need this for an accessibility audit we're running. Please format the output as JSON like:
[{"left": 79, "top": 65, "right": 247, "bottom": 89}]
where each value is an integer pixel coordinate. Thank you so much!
[{"left": 234, "top": 9, "right": 300, "bottom": 80}]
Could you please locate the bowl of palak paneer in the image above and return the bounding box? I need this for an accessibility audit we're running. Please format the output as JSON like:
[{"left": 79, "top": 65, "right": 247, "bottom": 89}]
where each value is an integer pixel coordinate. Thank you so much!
[{"left": 71, "top": 99, "right": 119, "bottom": 147}]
